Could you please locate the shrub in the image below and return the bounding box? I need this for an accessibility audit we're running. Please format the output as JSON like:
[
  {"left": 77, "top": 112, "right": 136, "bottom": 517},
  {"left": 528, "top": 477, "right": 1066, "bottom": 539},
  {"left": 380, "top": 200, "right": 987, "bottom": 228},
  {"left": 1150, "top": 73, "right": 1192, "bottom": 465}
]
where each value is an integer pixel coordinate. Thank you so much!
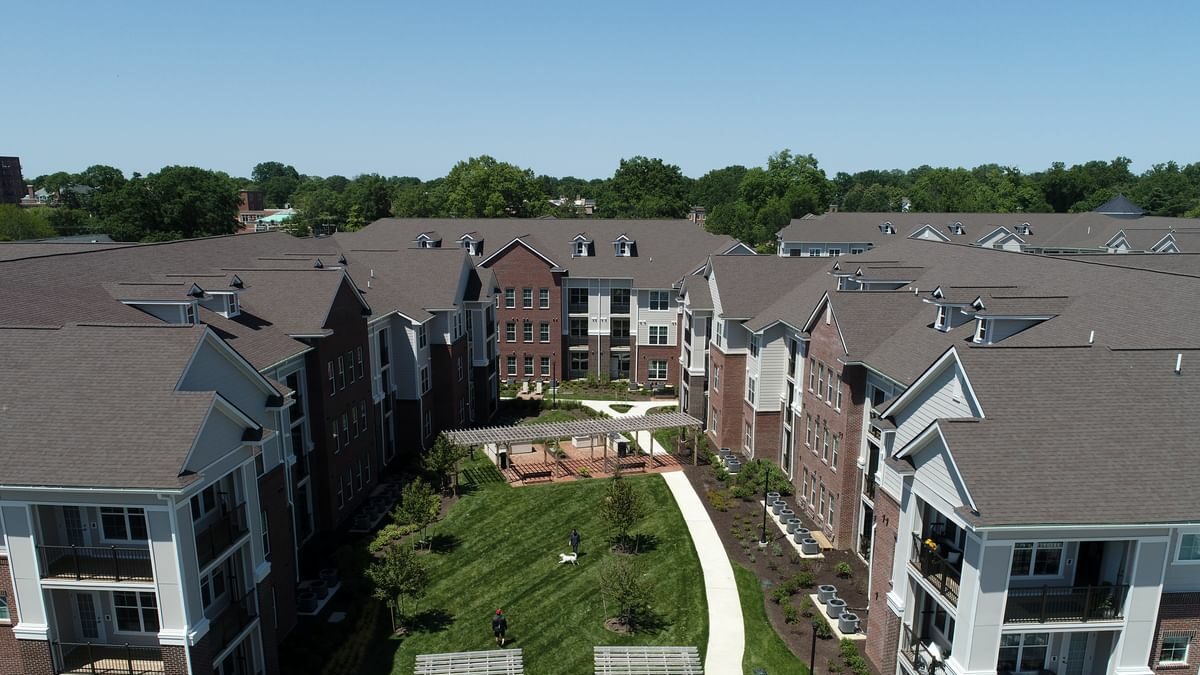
[
  {"left": 772, "top": 587, "right": 792, "bottom": 604},
  {"left": 783, "top": 602, "right": 801, "bottom": 624},
  {"left": 827, "top": 659, "right": 843, "bottom": 674},
  {"left": 812, "top": 614, "right": 834, "bottom": 639},
  {"left": 835, "top": 561, "right": 853, "bottom": 578},
  {"left": 799, "top": 596, "right": 815, "bottom": 618},
  {"left": 577, "top": 467, "right": 591, "bottom": 478},
  {"left": 841, "top": 640, "right": 872, "bottom": 675},
  {"left": 368, "top": 523, "right": 419, "bottom": 554},
  {"left": 791, "top": 571, "right": 816, "bottom": 589},
  {"left": 766, "top": 559, "right": 779, "bottom": 572},
  {"left": 707, "top": 488, "right": 733, "bottom": 512},
  {"left": 771, "top": 542, "right": 783, "bottom": 557},
  {"left": 788, "top": 550, "right": 803, "bottom": 565},
  {"left": 730, "top": 458, "right": 794, "bottom": 498}
]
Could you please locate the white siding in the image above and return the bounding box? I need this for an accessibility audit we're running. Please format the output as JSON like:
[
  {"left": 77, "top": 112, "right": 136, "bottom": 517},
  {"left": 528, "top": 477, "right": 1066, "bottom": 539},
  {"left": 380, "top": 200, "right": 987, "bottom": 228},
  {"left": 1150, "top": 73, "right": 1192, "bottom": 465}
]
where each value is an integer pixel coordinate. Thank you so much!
[
  {"left": 910, "top": 436, "right": 971, "bottom": 513},
  {"left": 756, "top": 325, "right": 788, "bottom": 411},
  {"left": 892, "top": 364, "right": 979, "bottom": 450},
  {"left": 635, "top": 289, "right": 677, "bottom": 346}
]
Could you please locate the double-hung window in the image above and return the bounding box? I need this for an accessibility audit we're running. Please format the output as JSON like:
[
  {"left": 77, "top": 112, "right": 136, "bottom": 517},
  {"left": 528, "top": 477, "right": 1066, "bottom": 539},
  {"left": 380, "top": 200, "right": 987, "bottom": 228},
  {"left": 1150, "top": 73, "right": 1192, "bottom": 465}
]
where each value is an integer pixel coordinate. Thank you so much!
[
  {"left": 505, "top": 321, "right": 516, "bottom": 342},
  {"left": 648, "top": 290, "right": 670, "bottom": 311},
  {"left": 816, "top": 364, "right": 825, "bottom": 399},
  {"left": 506, "top": 355, "right": 517, "bottom": 376},
  {"left": 1159, "top": 635, "right": 1191, "bottom": 665},
  {"left": 805, "top": 415, "right": 813, "bottom": 447},
  {"left": 101, "top": 507, "right": 148, "bottom": 541},
  {"left": 504, "top": 288, "right": 515, "bottom": 308},
  {"left": 523, "top": 321, "right": 533, "bottom": 343},
  {"left": 539, "top": 322, "right": 550, "bottom": 343},
  {"left": 327, "top": 361, "right": 336, "bottom": 393},
  {"left": 746, "top": 376, "right": 756, "bottom": 405},
  {"left": 0, "top": 591, "right": 8, "bottom": 621},
  {"left": 113, "top": 591, "right": 159, "bottom": 633},
  {"left": 826, "top": 368, "right": 835, "bottom": 403},
  {"left": 648, "top": 359, "right": 667, "bottom": 380},
  {"left": 648, "top": 325, "right": 669, "bottom": 345},
  {"left": 420, "top": 366, "right": 430, "bottom": 394},
  {"left": 997, "top": 634, "right": 1050, "bottom": 673},
  {"left": 1176, "top": 533, "right": 1200, "bottom": 562},
  {"left": 831, "top": 434, "right": 839, "bottom": 470},
  {"left": 524, "top": 356, "right": 534, "bottom": 377},
  {"left": 808, "top": 358, "right": 817, "bottom": 391},
  {"left": 1010, "top": 542, "right": 1064, "bottom": 577},
  {"left": 522, "top": 288, "right": 533, "bottom": 309},
  {"left": 200, "top": 567, "right": 227, "bottom": 610},
  {"left": 346, "top": 350, "right": 355, "bottom": 383},
  {"left": 539, "top": 288, "right": 550, "bottom": 309},
  {"left": 337, "top": 356, "right": 346, "bottom": 390}
]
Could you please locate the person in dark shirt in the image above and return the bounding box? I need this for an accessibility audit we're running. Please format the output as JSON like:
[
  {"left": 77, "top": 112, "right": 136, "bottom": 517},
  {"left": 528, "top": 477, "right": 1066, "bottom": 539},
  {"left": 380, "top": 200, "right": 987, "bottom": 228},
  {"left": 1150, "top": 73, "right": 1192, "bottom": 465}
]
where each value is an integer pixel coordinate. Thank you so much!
[
  {"left": 569, "top": 528, "right": 581, "bottom": 556},
  {"left": 492, "top": 608, "right": 508, "bottom": 646}
]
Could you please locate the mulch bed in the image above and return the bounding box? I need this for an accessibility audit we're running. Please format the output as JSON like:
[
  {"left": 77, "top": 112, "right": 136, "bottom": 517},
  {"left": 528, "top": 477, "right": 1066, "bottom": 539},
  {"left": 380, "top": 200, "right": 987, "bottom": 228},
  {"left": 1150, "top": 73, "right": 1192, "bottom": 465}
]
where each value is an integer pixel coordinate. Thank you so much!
[{"left": 679, "top": 461, "right": 880, "bottom": 675}]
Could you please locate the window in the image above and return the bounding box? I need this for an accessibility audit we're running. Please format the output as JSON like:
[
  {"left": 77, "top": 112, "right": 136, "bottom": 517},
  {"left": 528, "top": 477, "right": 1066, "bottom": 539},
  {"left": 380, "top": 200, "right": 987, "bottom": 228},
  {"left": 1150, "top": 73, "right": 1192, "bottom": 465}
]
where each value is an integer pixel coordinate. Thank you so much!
[
  {"left": 113, "top": 591, "right": 158, "bottom": 633},
  {"left": 611, "top": 318, "right": 630, "bottom": 338},
  {"left": 505, "top": 321, "right": 516, "bottom": 342},
  {"left": 747, "top": 376, "right": 757, "bottom": 405},
  {"left": 749, "top": 336, "right": 759, "bottom": 358},
  {"left": 101, "top": 507, "right": 147, "bottom": 542},
  {"left": 1177, "top": 533, "right": 1200, "bottom": 562},
  {"left": 540, "top": 322, "right": 550, "bottom": 343},
  {"left": 974, "top": 318, "right": 989, "bottom": 344},
  {"left": 327, "top": 361, "right": 335, "bottom": 392},
  {"left": 649, "top": 360, "right": 667, "bottom": 380},
  {"left": 801, "top": 469, "right": 809, "bottom": 505},
  {"left": 570, "top": 352, "right": 589, "bottom": 373},
  {"left": 805, "top": 415, "right": 813, "bottom": 447},
  {"left": 835, "top": 376, "right": 843, "bottom": 410},
  {"left": 743, "top": 420, "right": 752, "bottom": 450},
  {"left": 355, "top": 347, "right": 364, "bottom": 380},
  {"left": 354, "top": 462, "right": 364, "bottom": 492},
  {"left": 352, "top": 406, "right": 360, "bottom": 437},
  {"left": 524, "top": 356, "right": 534, "bottom": 376},
  {"left": 828, "top": 248, "right": 841, "bottom": 257},
  {"left": 520, "top": 287, "right": 532, "bottom": 309},
  {"left": 828, "top": 495, "right": 836, "bottom": 527},
  {"left": 649, "top": 325, "right": 669, "bottom": 345},
  {"left": 826, "top": 369, "right": 835, "bottom": 403},
  {"left": 851, "top": 247, "right": 865, "bottom": 255},
  {"left": 818, "top": 484, "right": 826, "bottom": 519},
  {"left": 518, "top": 321, "right": 531, "bottom": 343},
  {"left": 346, "top": 350, "right": 355, "bottom": 383},
  {"left": 359, "top": 402, "right": 368, "bottom": 437},
  {"left": 341, "top": 414, "right": 350, "bottom": 447},
  {"left": 997, "top": 633, "right": 1050, "bottom": 673},
  {"left": 261, "top": 508, "right": 270, "bottom": 559},
  {"left": 570, "top": 318, "right": 588, "bottom": 337},
  {"left": 822, "top": 423, "right": 830, "bottom": 462},
  {"left": 935, "top": 305, "right": 948, "bottom": 331},
  {"left": 539, "top": 288, "right": 550, "bottom": 309},
  {"left": 808, "top": 248, "right": 821, "bottom": 257},
  {"left": 611, "top": 288, "right": 630, "bottom": 313},
  {"left": 0, "top": 591, "right": 8, "bottom": 621},
  {"left": 191, "top": 485, "right": 218, "bottom": 521},
  {"left": 364, "top": 454, "right": 372, "bottom": 484},
  {"left": 417, "top": 325, "right": 427, "bottom": 349},
  {"left": 420, "top": 366, "right": 430, "bottom": 394},
  {"left": 574, "top": 241, "right": 590, "bottom": 257},
  {"left": 423, "top": 408, "right": 432, "bottom": 437},
  {"left": 540, "top": 356, "right": 551, "bottom": 376},
  {"left": 504, "top": 288, "right": 515, "bottom": 308},
  {"left": 506, "top": 355, "right": 517, "bottom": 376},
  {"left": 831, "top": 434, "right": 839, "bottom": 470},
  {"left": 569, "top": 287, "right": 588, "bottom": 308},
  {"left": 817, "top": 363, "right": 825, "bottom": 399},
  {"left": 1010, "top": 542, "right": 1064, "bottom": 577},
  {"left": 1160, "top": 635, "right": 1191, "bottom": 664},
  {"left": 615, "top": 240, "right": 633, "bottom": 256},
  {"left": 337, "top": 356, "right": 346, "bottom": 390},
  {"left": 331, "top": 418, "right": 340, "bottom": 449},
  {"left": 808, "top": 358, "right": 817, "bottom": 391},
  {"left": 183, "top": 303, "right": 196, "bottom": 325},
  {"left": 810, "top": 479, "right": 817, "bottom": 510},
  {"left": 648, "top": 291, "right": 670, "bottom": 311},
  {"left": 457, "top": 355, "right": 464, "bottom": 381},
  {"left": 713, "top": 365, "right": 721, "bottom": 391}
]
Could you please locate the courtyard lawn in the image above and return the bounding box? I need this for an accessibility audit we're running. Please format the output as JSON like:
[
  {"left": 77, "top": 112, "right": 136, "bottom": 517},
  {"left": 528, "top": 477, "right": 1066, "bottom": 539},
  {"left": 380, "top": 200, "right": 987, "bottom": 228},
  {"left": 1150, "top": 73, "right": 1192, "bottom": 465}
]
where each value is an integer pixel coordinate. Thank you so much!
[
  {"left": 355, "top": 458, "right": 707, "bottom": 674},
  {"left": 734, "top": 563, "right": 810, "bottom": 675}
]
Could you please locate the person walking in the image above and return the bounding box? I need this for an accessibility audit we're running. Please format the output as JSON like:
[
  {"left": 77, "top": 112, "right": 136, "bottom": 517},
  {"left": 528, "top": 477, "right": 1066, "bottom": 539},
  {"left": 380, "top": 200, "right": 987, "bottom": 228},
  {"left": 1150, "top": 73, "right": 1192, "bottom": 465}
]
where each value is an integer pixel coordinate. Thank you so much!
[
  {"left": 492, "top": 608, "right": 508, "bottom": 646},
  {"left": 569, "top": 528, "right": 581, "bottom": 556}
]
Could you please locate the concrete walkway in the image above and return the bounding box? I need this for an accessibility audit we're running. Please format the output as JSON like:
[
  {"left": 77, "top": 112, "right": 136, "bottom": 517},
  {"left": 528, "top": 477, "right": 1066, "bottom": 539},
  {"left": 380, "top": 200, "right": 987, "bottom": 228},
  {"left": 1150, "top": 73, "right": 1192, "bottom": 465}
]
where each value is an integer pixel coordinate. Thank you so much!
[
  {"left": 577, "top": 399, "right": 679, "bottom": 455},
  {"left": 580, "top": 399, "right": 745, "bottom": 673}
]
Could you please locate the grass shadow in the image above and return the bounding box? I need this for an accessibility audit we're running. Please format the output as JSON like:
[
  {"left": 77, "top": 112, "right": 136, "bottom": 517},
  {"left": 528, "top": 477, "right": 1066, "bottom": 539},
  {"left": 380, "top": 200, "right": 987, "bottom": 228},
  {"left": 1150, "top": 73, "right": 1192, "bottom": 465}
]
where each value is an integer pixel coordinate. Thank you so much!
[
  {"left": 427, "top": 532, "right": 461, "bottom": 553},
  {"left": 608, "top": 532, "right": 661, "bottom": 554},
  {"left": 406, "top": 607, "right": 454, "bottom": 634}
]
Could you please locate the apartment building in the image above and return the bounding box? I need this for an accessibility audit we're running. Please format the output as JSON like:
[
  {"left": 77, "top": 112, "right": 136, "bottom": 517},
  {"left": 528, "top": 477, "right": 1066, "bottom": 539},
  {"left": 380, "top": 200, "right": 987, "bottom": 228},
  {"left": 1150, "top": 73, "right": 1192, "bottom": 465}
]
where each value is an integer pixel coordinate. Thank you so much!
[
  {"left": 339, "top": 218, "right": 749, "bottom": 388},
  {"left": 776, "top": 197, "right": 1200, "bottom": 257},
  {"left": 0, "top": 325, "right": 281, "bottom": 675},
  {"left": 681, "top": 236, "right": 1200, "bottom": 675}
]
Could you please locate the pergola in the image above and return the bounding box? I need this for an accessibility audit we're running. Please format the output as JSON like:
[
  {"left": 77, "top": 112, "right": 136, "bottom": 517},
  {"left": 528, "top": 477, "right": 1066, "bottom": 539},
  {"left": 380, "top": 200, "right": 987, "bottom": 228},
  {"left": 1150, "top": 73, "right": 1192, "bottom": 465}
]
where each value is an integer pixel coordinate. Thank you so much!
[
  {"left": 414, "top": 649, "right": 524, "bottom": 674},
  {"left": 446, "top": 412, "right": 704, "bottom": 477},
  {"left": 593, "top": 646, "right": 703, "bottom": 674}
]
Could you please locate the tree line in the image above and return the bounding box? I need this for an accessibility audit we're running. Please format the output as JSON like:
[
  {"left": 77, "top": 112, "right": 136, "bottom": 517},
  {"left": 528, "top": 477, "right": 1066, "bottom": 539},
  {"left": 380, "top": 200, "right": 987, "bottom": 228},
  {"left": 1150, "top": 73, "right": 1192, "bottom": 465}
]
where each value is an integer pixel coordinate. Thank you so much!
[{"left": 6, "top": 153, "right": 1200, "bottom": 247}]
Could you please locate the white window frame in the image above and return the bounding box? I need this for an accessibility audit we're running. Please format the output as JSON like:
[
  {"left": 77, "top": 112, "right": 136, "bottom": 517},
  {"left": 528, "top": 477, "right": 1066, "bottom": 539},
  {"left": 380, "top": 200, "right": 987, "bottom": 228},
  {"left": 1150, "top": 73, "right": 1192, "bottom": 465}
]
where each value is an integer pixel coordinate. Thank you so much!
[
  {"left": 539, "top": 288, "right": 550, "bottom": 309},
  {"left": 746, "top": 376, "right": 756, "bottom": 405},
  {"left": 997, "top": 633, "right": 1050, "bottom": 673},
  {"left": 523, "top": 321, "right": 533, "bottom": 343},
  {"left": 540, "top": 356, "right": 551, "bottom": 376},
  {"left": 808, "top": 248, "right": 821, "bottom": 257},
  {"left": 831, "top": 434, "right": 839, "bottom": 470},
  {"left": 522, "top": 288, "right": 533, "bottom": 309},
  {"left": 504, "top": 288, "right": 515, "bottom": 308},
  {"left": 935, "top": 305, "right": 948, "bottom": 331},
  {"left": 974, "top": 318, "right": 989, "bottom": 344},
  {"left": 648, "top": 291, "right": 670, "bottom": 311},
  {"left": 417, "top": 324, "right": 428, "bottom": 349},
  {"left": 0, "top": 591, "right": 8, "bottom": 622},
  {"left": 420, "top": 366, "right": 430, "bottom": 394},
  {"left": 1010, "top": 541, "right": 1065, "bottom": 578},
  {"left": 540, "top": 322, "right": 550, "bottom": 343},
  {"left": 112, "top": 591, "right": 159, "bottom": 634},
  {"left": 648, "top": 325, "right": 669, "bottom": 346},
  {"left": 506, "top": 321, "right": 516, "bottom": 342},
  {"left": 648, "top": 359, "right": 667, "bottom": 380},
  {"left": 1175, "top": 532, "right": 1200, "bottom": 563},
  {"left": 506, "top": 355, "right": 517, "bottom": 376},
  {"left": 1159, "top": 635, "right": 1191, "bottom": 665},
  {"left": 828, "top": 248, "right": 841, "bottom": 257},
  {"left": 524, "top": 356, "right": 534, "bottom": 377}
]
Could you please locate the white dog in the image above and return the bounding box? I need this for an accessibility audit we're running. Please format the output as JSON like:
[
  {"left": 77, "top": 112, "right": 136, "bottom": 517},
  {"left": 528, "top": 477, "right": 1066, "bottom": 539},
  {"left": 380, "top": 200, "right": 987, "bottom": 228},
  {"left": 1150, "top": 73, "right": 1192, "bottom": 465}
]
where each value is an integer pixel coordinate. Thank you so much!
[{"left": 558, "top": 552, "right": 578, "bottom": 565}]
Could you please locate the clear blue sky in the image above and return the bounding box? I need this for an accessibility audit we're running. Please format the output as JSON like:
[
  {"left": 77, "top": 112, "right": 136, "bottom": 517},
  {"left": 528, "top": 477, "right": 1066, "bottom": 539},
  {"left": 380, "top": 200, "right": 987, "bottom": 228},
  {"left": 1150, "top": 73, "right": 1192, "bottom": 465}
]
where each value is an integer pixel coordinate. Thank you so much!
[{"left": 8, "top": 1, "right": 1199, "bottom": 181}]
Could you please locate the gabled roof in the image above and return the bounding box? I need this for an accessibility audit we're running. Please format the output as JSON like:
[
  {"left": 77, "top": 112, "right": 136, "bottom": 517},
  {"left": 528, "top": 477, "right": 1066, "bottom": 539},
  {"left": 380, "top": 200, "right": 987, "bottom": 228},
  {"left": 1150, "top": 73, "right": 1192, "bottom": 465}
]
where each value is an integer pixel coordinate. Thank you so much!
[
  {"left": 907, "top": 224, "right": 952, "bottom": 243},
  {"left": 1092, "top": 194, "right": 1145, "bottom": 216}
]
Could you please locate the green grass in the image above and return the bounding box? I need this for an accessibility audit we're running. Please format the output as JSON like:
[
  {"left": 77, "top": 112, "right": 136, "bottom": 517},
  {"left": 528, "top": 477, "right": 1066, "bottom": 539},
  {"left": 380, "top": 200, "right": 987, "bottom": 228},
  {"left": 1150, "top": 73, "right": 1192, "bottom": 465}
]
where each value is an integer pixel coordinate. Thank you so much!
[
  {"left": 733, "top": 563, "right": 809, "bottom": 675},
  {"left": 351, "top": 459, "right": 707, "bottom": 674},
  {"left": 609, "top": 403, "right": 634, "bottom": 413}
]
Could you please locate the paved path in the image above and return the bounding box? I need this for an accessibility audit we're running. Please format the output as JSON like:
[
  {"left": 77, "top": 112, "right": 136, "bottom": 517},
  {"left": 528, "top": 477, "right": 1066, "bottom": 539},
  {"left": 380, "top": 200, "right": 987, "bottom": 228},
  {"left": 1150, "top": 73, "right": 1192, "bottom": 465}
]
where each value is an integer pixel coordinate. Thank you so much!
[
  {"left": 580, "top": 399, "right": 745, "bottom": 673},
  {"left": 577, "top": 400, "right": 678, "bottom": 455}
]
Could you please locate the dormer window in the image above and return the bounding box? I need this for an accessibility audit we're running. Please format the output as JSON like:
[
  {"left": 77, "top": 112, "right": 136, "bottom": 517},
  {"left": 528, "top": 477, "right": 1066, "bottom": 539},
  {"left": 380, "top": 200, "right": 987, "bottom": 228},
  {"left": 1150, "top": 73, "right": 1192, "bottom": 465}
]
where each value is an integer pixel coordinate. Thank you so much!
[
  {"left": 613, "top": 238, "right": 635, "bottom": 257},
  {"left": 973, "top": 318, "right": 990, "bottom": 344},
  {"left": 880, "top": 221, "right": 895, "bottom": 235},
  {"left": 184, "top": 302, "right": 196, "bottom": 325},
  {"left": 950, "top": 222, "right": 964, "bottom": 235},
  {"left": 415, "top": 233, "right": 442, "bottom": 249},
  {"left": 1016, "top": 223, "right": 1032, "bottom": 236},
  {"left": 462, "top": 240, "right": 482, "bottom": 256},
  {"left": 572, "top": 235, "right": 593, "bottom": 257},
  {"left": 934, "top": 305, "right": 948, "bottom": 330}
]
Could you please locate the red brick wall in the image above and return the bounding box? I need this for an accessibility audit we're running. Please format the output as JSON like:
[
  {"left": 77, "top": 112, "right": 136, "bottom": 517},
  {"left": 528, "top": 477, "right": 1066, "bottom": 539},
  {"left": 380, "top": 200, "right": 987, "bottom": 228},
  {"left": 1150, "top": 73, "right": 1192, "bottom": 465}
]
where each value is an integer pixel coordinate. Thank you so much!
[
  {"left": 705, "top": 348, "right": 746, "bottom": 452},
  {"left": 0, "top": 555, "right": 36, "bottom": 675},
  {"left": 1151, "top": 592, "right": 1200, "bottom": 673},
  {"left": 483, "top": 243, "right": 563, "bottom": 379},
  {"left": 635, "top": 344, "right": 677, "bottom": 387},
  {"left": 749, "top": 408, "right": 782, "bottom": 461},
  {"left": 431, "top": 336, "right": 470, "bottom": 429},
  {"left": 796, "top": 307, "right": 866, "bottom": 547},
  {"left": 682, "top": 373, "right": 707, "bottom": 420},
  {"left": 15, "top": 640, "right": 52, "bottom": 675},
  {"left": 866, "top": 489, "right": 902, "bottom": 674},
  {"left": 162, "top": 644, "right": 190, "bottom": 675},
  {"left": 258, "top": 463, "right": 297, "bottom": 653}
]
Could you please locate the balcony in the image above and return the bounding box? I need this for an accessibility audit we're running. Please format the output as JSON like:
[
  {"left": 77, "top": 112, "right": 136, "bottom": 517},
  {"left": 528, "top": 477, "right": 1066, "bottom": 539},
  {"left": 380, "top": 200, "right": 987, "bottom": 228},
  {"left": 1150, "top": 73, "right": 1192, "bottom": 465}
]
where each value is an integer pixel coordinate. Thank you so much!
[
  {"left": 195, "top": 504, "right": 249, "bottom": 568},
  {"left": 38, "top": 545, "right": 152, "bottom": 583},
  {"left": 910, "top": 534, "right": 961, "bottom": 605},
  {"left": 862, "top": 476, "right": 877, "bottom": 500},
  {"left": 1004, "top": 584, "right": 1128, "bottom": 624},
  {"left": 209, "top": 593, "right": 258, "bottom": 654},
  {"left": 611, "top": 301, "right": 631, "bottom": 315},
  {"left": 53, "top": 642, "right": 163, "bottom": 674},
  {"left": 899, "top": 626, "right": 946, "bottom": 675}
]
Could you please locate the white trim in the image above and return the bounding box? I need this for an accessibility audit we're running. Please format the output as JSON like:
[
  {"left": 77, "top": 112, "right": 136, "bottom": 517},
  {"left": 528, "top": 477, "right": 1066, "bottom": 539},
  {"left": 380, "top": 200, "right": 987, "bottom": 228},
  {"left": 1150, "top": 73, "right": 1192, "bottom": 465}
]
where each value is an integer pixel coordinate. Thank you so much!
[
  {"left": 894, "top": 421, "right": 979, "bottom": 514},
  {"left": 879, "top": 347, "right": 984, "bottom": 419},
  {"left": 477, "top": 236, "right": 562, "bottom": 268}
]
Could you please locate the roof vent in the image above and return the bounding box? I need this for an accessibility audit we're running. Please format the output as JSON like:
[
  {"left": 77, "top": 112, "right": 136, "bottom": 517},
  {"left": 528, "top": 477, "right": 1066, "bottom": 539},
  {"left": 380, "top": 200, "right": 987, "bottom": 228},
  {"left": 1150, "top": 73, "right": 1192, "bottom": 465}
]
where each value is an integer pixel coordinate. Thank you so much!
[
  {"left": 187, "top": 283, "right": 205, "bottom": 298},
  {"left": 1088, "top": 330, "right": 1095, "bottom": 345},
  {"left": 313, "top": 258, "right": 324, "bottom": 269},
  {"left": 229, "top": 274, "right": 244, "bottom": 289},
  {"left": 338, "top": 253, "right": 347, "bottom": 265},
  {"left": 832, "top": 261, "right": 841, "bottom": 272},
  {"left": 931, "top": 286, "right": 944, "bottom": 299},
  {"left": 1176, "top": 353, "right": 1183, "bottom": 375}
]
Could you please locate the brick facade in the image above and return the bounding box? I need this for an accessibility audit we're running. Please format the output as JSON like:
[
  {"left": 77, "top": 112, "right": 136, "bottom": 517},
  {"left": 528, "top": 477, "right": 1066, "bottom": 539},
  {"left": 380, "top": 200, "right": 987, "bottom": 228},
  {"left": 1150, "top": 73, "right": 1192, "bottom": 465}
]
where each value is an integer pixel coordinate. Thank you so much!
[
  {"left": 749, "top": 408, "right": 782, "bottom": 462},
  {"left": 15, "top": 640, "right": 53, "bottom": 675},
  {"left": 258, "top": 462, "right": 296, "bottom": 664},
  {"left": 431, "top": 337, "right": 471, "bottom": 428},
  {"left": 1150, "top": 592, "right": 1200, "bottom": 673},
  {"left": 682, "top": 373, "right": 707, "bottom": 421},
  {"left": 866, "top": 489, "right": 902, "bottom": 674},
  {"left": 705, "top": 347, "right": 746, "bottom": 452},
  {"left": 484, "top": 243, "right": 563, "bottom": 381},
  {"left": 162, "top": 644, "right": 190, "bottom": 675},
  {"left": 635, "top": 344, "right": 676, "bottom": 388},
  {"left": 0, "top": 556, "right": 26, "bottom": 675}
]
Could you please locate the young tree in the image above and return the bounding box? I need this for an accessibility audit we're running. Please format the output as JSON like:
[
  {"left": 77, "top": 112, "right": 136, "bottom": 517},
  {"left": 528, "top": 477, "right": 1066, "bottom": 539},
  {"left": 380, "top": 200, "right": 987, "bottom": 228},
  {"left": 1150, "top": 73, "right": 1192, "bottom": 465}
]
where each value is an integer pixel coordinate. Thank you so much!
[
  {"left": 393, "top": 478, "right": 440, "bottom": 547},
  {"left": 599, "top": 556, "right": 652, "bottom": 633},
  {"left": 423, "top": 433, "right": 470, "bottom": 494},
  {"left": 599, "top": 475, "right": 646, "bottom": 553},
  {"left": 366, "top": 544, "right": 429, "bottom": 633}
]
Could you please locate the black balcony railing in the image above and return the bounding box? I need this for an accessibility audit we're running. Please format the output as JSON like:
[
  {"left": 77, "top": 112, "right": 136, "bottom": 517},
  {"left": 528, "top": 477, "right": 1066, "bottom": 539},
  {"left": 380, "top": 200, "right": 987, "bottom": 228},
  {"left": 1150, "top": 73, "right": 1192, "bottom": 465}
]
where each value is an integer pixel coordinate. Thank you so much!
[
  {"left": 38, "top": 545, "right": 153, "bottom": 583},
  {"left": 1004, "top": 584, "right": 1128, "bottom": 624},
  {"left": 862, "top": 476, "right": 877, "bottom": 500},
  {"left": 859, "top": 533, "right": 872, "bottom": 561},
  {"left": 910, "top": 534, "right": 961, "bottom": 605},
  {"left": 53, "top": 641, "right": 163, "bottom": 674},
  {"left": 195, "top": 504, "right": 249, "bottom": 568},
  {"left": 210, "top": 593, "right": 259, "bottom": 654},
  {"left": 899, "top": 626, "right": 947, "bottom": 675},
  {"left": 611, "top": 302, "right": 631, "bottom": 315}
]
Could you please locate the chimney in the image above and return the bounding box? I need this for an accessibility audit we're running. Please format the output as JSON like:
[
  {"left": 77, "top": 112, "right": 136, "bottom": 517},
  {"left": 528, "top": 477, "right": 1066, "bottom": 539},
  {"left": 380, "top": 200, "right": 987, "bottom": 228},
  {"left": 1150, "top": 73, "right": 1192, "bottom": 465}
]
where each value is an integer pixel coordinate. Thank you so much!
[
  {"left": 828, "top": 204, "right": 839, "bottom": 213},
  {"left": 26, "top": 184, "right": 34, "bottom": 199}
]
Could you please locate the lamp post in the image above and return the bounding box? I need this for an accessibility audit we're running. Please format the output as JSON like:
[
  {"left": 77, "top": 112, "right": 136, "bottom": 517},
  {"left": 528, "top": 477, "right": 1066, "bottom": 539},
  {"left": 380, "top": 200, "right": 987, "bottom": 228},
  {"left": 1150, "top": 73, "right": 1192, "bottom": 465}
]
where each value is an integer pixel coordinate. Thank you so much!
[{"left": 759, "top": 459, "right": 771, "bottom": 547}]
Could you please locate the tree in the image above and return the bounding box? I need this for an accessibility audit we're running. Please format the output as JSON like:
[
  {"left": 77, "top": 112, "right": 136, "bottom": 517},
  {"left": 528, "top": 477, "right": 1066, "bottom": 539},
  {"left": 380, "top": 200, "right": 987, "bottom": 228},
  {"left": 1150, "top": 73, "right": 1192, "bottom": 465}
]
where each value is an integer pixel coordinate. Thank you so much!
[
  {"left": 599, "top": 556, "right": 652, "bottom": 633},
  {"left": 691, "top": 165, "right": 748, "bottom": 210},
  {"left": 441, "top": 155, "right": 545, "bottom": 217},
  {"left": 423, "top": 433, "right": 471, "bottom": 494},
  {"left": 366, "top": 544, "right": 429, "bottom": 633},
  {"left": 604, "top": 156, "right": 691, "bottom": 218},
  {"left": 394, "top": 478, "right": 441, "bottom": 547},
  {"left": 143, "top": 166, "right": 241, "bottom": 239},
  {"left": 292, "top": 180, "right": 347, "bottom": 231},
  {"left": 343, "top": 174, "right": 393, "bottom": 227},
  {"left": 251, "top": 161, "right": 301, "bottom": 208},
  {"left": 599, "top": 475, "right": 646, "bottom": 553},
  {"left": 0, "top": 205, "right": 55, "bottom": 241}
]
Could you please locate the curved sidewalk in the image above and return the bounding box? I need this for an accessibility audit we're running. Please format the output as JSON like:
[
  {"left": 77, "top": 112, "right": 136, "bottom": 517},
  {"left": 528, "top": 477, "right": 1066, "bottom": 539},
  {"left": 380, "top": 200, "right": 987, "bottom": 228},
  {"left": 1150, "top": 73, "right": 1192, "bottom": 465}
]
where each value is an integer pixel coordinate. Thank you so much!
[{"left": 662, "top": 470, "right": 745, "bottom": 674}]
